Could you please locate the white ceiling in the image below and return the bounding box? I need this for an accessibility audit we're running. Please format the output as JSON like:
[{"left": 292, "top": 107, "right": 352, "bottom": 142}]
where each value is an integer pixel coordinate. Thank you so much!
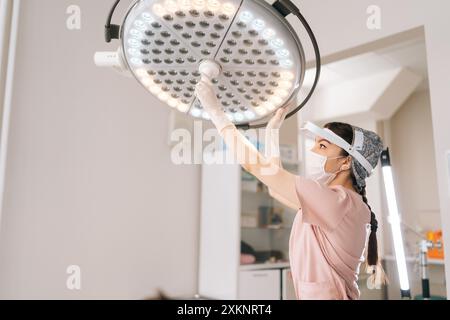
[{"left": 303, "top": 38, "right": 429, "bottom": 91}]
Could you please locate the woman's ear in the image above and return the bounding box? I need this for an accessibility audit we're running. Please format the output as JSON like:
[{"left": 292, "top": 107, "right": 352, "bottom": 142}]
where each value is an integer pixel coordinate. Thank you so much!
[{"left": 341, "top": 156, "right": 352, "bottom": 170}]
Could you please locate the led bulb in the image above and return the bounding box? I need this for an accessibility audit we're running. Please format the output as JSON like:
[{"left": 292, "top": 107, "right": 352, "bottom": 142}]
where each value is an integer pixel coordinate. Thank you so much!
[
  {"left": 276, "top": 49, "right": 290, "bottom": 58},
  {"left": 141, "top": 12, "right": 153, "bottom": 23},
  {"left": 158, "top": 92, "right": 170, "bottom": 102},
  {"left": 129, "top": 29, "right": 143, "bottom": 39},
  {"left": 150, "top": 85, "right": 162, "bottom": 94},
  {"left": 127, "top": 38, "right": 141, "bottom": 48},
  {"left": 244, "top": 111, "right": 255, "bottom": 120},
  {"left": 234, "top": 112, "right": 244, "bottom": 122},
  {"left": 280, "top": 71, "right": 295, "bottom": 80},
  {"left": 164, "top": 0, "right": 178, "bottom": 13},
  {"left": 133, "top": 20, "right": 146, "bottom": 31},
  {"left": 280, "top": 59, "right": 293, "bottom": 68},
  {"left": 255, "top": 107, "right": 268, "bottom": 116},
  {"left": 270, "top": 38, "right": 284, "bottom": 48},
  {"left": 141, "top": 77, "right": 153, "bottom": 86},
  {"left": 222, "top": 3, "right": 236, "bottom": 15},
  {"left": 262, "top": 28, "right": 276, "bottom": 39},
  {"left": 177, "top": 103, "right": 190, "bottom": 113},
  {"left": 168, "top": 98, "right": 179, "bottom": 108},
  {"left": 153, "top": 3, "right": 166, "bottom": 16},
  {"left": 239, "top": 11, "right": 253, "bottom": 23},
  {"left": 191, "top": 108, "right": 202, "bottom": 117},
  {"left": 177, "top": 0, "right": 191, "bottom": 11},
  {"left": 207, "top": 0, "right": 221, "bottom": 11},
  {"left": 269, "top": 96, "right": 283, "bottom": 105},
  {"left": 274, "top": 89, "right": 289, "bottom": 98},
  {"left": 263, "top": 102, "right": 276, "bottom": 111},
  {"left": 192, "top": 0, "right": 206, "bottom": 10},
  {"left": 135, "top": 68, "right": 148, "bottom": 77},
  {"left": 130, "top": 57, "right": 142, "bottom": 66},
  {"left": 128, "top": 47, "right": 140, "bottom": 56},
  {"left": 278, "top": 80, "right": 292, "bottom": 89},
  {"left": 202, "top": 111, "right": 211, "bottom": 120},
  {"left": 251, "top": 19, "right": 265, "bottom": 31}
]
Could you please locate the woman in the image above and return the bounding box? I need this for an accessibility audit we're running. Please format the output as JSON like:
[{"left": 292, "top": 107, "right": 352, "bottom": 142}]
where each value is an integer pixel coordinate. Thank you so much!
[{"left": 195, "top": 78, "right": 386, "bottom": 300}]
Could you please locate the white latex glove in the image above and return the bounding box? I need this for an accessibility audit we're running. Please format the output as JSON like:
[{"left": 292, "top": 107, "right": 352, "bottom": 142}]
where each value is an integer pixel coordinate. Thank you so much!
[
  {"left": 267, "top": 107, "right": 289, "bottom": 131},
  {"left": 264, "top": 107, "right": 289, "bottom": 160},
  {"left": 195, "top": 79, "right": 233, "bottom": 132}
]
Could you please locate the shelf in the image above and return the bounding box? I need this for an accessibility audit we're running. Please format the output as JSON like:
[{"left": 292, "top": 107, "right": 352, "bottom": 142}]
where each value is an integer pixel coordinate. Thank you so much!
[
  {"left": 240, "top": 262, "right": 290, "bottom": 271},
  {"left": 383, "top": 255, "right": 445, "bottom": 266},
  {"left": 428, "top": 258, "right": 445, "bottom": 265},
  {"left": 241, "top": 225, "right": 290, "bottom": 230},
  {"left": 241, "top": 189, "right": 270, "bottom": 195},
  {"left": 280, "top": 161, "right": 300, "bottom": 166},
  {"left": 241, "top": 188, "right": 297, "bottom": 207}
]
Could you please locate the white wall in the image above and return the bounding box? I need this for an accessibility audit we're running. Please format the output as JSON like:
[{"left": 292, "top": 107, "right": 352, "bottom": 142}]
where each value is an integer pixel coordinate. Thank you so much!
[
  {"left": 390, "top": 90, "right": 441, "bottom": 242},
  {"left": 0, "top": 0, "right": 200, "bottom": 299},
  {"left": 295, "top": 0, "right": 450, "bottom": 298}
]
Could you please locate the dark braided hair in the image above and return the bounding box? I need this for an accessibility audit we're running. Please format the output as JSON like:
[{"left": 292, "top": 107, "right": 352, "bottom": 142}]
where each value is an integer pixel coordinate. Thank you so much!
[
  {"left": 351, "top": 175, "right": 379, "bottom": 266},
  {"left": 324, "top": 122, "right": 379, "bottom": 267}
]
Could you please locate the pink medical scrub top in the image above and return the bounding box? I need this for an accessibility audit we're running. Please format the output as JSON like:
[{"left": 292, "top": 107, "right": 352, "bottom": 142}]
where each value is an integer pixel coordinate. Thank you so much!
[{"left": 289, "top": 176, "right": 371, "bottom": 300}]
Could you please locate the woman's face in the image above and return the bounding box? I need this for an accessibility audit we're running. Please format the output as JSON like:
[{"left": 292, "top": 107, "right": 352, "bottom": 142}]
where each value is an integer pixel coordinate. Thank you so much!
[{"left": 310, "top": 136, "right": 352, "bottom": 173}]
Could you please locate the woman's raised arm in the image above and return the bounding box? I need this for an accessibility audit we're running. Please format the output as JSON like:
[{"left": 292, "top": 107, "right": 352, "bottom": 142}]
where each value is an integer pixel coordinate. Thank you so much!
[{"left": 195, "top": 79, "right": 300, "bottom": 210}]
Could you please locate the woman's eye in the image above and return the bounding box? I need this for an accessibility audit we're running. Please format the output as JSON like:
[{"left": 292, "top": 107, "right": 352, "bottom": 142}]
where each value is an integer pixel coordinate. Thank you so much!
[{"left": 319, "top": 144, "right": 326, "bottom": 149}]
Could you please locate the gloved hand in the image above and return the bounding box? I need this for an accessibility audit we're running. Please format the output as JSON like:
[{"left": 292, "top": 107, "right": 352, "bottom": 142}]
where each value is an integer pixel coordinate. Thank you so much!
[
  {"left": 195, "top": 79, "right": 233, "bottom": 132},
  {"left": 264, "top": 107, "right": 289, "bottom": 160},
  {"left": 267, "top": 107, "right": 289, "bottom": 131}
]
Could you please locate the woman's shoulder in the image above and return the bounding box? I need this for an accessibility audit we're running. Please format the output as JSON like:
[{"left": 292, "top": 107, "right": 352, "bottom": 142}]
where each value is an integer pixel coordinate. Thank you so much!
[
  {"left": 331, "top": 185, "right": 371, "bottom": 221},
  {"left": 329, "top": 185, "right": 368, "bottom": 209},
  {"left": 329, "top": 184, "right": 359, "bottom": 197}
]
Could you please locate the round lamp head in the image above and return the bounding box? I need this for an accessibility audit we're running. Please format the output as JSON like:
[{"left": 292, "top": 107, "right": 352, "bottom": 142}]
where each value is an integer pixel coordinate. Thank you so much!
[{"left": 120, "top": 0, "right": 306, "bottom": 127}]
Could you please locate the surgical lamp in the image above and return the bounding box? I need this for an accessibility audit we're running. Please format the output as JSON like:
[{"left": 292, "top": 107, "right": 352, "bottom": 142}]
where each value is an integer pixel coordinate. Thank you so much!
[{"left": 94, "top": 0, "right": 321, "bottom": 129}]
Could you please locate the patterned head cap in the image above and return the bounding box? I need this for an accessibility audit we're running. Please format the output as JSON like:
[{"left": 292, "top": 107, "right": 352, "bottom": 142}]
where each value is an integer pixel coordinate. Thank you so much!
[{"left": 350, "top": 125, "right": 384, "bottom": 192}]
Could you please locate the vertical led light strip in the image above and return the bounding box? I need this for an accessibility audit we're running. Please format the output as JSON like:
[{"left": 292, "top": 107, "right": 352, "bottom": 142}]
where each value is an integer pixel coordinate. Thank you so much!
[
  {"left": 446, "top": 150, "right": 450, "bottom": 197},
  {"left": 381, "top": 149, "right": 411, "bottom": 298},
  {"left": 0, "top": 0, "right": 20, "bottom": 228}
]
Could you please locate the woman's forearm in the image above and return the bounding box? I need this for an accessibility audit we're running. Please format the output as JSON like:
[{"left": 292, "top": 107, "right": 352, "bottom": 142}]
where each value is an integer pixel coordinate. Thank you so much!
[
  {"left": 218, "top": 125, "right": 300, "bottom": 209},
  {"left": 263, "top": 118, "right": 300, "bottom": 210}
]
